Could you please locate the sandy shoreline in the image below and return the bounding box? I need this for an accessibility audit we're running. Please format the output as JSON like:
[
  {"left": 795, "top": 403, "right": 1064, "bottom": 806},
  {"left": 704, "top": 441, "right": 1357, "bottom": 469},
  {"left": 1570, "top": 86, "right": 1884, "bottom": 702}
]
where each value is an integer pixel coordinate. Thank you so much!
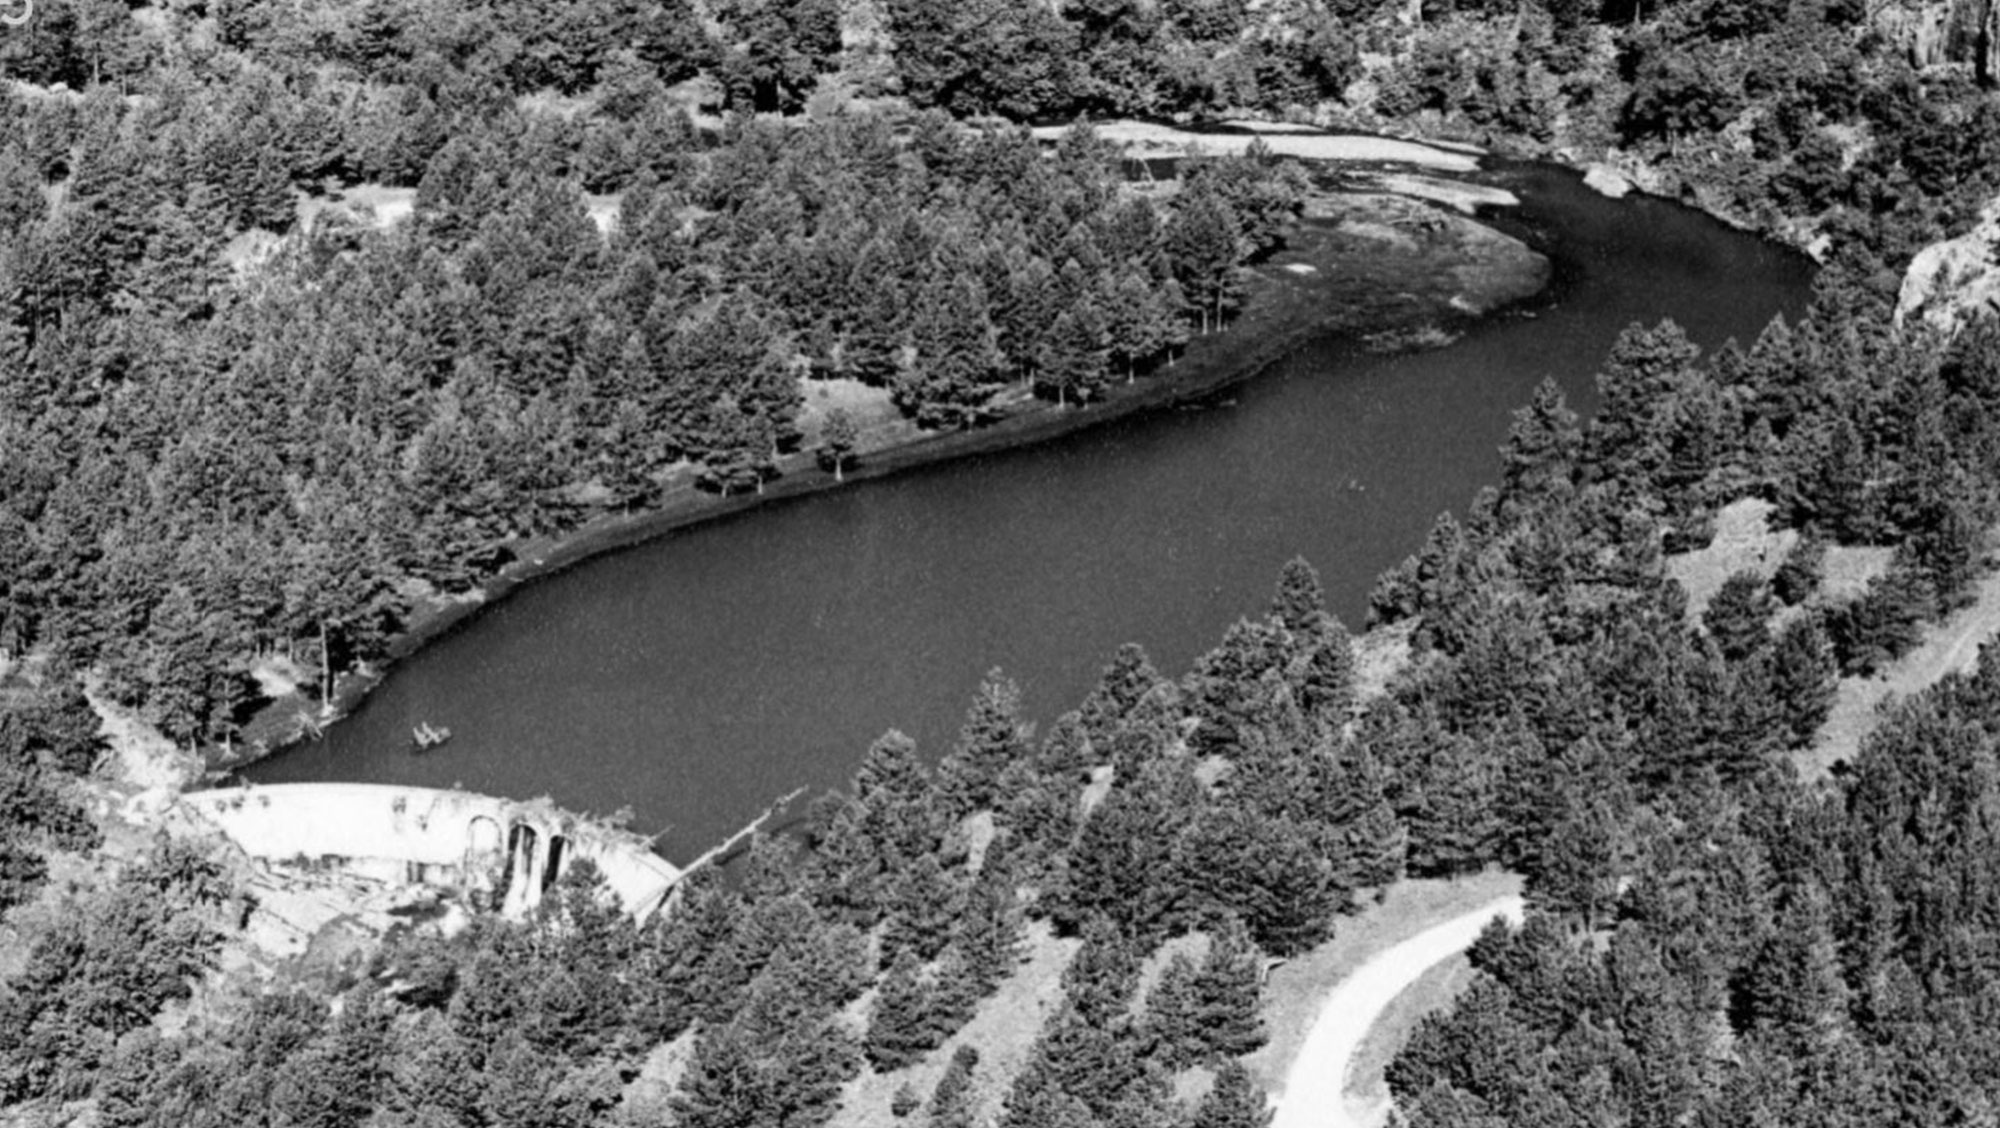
[{"left": 1029, "top": 120, "right": 1485, "bottom": 173}]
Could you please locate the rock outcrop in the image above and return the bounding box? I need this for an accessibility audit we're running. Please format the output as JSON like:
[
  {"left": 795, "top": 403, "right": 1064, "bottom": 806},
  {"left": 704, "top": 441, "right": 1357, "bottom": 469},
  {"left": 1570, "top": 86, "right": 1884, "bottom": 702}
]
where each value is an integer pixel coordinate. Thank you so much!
[
  {"left": 1895, "top": 194, "right": 2000, "bottom": 335},
  {"left": 1882, "top": 0, "right": 1999, "bottom": 83},
  {"left": 1947, "top": 0, "right": 2000, "bottom": 85}
]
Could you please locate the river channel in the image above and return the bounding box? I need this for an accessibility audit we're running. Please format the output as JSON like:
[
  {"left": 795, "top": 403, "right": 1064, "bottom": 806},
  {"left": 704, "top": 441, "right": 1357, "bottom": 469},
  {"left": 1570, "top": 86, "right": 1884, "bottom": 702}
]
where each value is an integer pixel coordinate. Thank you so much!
[{"left": 246, "top": 155, "right": 1816, "bottom": 863}]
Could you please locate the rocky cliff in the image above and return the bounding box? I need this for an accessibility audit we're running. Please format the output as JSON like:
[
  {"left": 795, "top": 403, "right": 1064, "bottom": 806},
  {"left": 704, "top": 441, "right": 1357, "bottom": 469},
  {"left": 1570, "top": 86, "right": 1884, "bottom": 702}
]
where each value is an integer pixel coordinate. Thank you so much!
[
  {"left": 1948, "top": 0, "right": 1999, "bottom": 84},
  {"left": 1884, "top": 0, "right": 1998, "bottom": 83}
]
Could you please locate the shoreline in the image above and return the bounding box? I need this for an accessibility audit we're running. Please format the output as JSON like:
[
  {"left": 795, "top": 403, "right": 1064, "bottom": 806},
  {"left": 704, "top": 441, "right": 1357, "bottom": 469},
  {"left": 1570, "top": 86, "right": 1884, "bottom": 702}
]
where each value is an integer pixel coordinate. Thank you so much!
[{"left": 221, "top": 166, "right": 1557, "bottom": 775}]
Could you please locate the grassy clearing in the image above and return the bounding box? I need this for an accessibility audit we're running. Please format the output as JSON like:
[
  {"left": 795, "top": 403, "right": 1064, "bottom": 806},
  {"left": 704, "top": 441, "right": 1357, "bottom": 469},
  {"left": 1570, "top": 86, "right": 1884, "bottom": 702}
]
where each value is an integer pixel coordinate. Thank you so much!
[
  {"left": 798, "top": 378, "right": 903, "bottom": 441},
  {"left": 1819, "top": 543, "right": 1894, "bottom": 602},
  {"left": 296, "top": 183, "right": 417, "bottom": 235},
  {"left": 830, "top": 919, "right": 1081, "bottom": 1128},
  {"left": 1663, "top": 497, "right": 1793, "bottom": 621},
  {"left": 1351, "top": 618, "right": 1416, "bottom": 704},
  {"left": 1240, "top": 869, "right": 1522, "bottom": 1099},
  {"left": 1806, "top": 549, "right": 2000, "bottom": 778},
  {"left": 1653, "top": 494, "right": 2000, "bottom": 779},
  {"left": 621, "top": 1028, "right": 699, "bottom": 1124}
]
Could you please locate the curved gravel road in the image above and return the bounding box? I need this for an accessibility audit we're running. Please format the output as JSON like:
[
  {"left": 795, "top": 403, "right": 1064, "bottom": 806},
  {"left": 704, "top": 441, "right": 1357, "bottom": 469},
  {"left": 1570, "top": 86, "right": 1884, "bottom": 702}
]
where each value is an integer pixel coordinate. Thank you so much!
[{"left": 1270, "top": 894, "right": 1527, "bottom": 1128}]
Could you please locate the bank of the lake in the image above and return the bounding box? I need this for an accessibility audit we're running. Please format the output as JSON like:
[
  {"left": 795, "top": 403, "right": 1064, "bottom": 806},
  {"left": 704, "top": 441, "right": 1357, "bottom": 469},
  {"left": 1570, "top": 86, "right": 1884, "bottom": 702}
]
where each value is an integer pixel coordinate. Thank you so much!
[
  {"left": 242, "top": 153, "right": 1814, "bottom": 864},
  {"left": 221, "top": 158, "right": 1551, "bottom": 773}
]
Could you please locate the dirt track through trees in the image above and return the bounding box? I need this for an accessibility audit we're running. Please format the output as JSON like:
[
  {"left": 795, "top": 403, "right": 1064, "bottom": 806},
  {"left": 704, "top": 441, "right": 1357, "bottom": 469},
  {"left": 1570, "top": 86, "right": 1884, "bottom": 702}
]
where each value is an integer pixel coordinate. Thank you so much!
[
  {"left": 1270, "top": 895, "right": 1526, "bottom": 1128},
  {"left": 1808, "top": 565, "right": 2000, "bottom": 778}
]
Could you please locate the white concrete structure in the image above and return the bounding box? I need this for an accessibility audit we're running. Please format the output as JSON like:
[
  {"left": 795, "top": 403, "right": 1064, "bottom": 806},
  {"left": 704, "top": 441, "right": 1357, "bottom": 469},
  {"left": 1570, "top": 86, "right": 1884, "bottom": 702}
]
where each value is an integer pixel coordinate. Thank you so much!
[{"left": 180, "top": 783, "right": 680, "bottom": 922}]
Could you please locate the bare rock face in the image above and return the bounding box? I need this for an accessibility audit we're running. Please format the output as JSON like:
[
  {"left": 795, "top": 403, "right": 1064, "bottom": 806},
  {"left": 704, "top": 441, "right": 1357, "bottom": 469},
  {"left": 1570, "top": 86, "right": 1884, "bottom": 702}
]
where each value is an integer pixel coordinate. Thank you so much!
[
  {"left": 1895, "top": 195, "right": 2000, "bottom": 335},
  {"left": 1881, "top": 3, "right": 1954, "bottom": 66},
  {"left": 1883, "top": 0, "right": 1999, "bottom": 83},
  {"left": 1946, "top": 0, "right": 1999, "bottom": 85}
]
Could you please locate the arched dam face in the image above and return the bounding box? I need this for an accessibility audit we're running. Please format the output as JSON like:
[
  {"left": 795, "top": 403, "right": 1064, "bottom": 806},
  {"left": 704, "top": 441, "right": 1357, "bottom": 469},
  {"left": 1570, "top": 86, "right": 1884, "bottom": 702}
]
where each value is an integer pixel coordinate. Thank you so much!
[{"left": 247, "top": 156, "right": 1817, "bottom": 864}]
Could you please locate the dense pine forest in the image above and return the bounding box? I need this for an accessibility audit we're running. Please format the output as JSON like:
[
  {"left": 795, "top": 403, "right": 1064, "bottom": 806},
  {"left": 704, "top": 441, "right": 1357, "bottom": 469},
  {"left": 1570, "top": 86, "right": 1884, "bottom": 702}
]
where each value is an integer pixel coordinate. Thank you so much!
[
  {"left": 0, "top": 82, "right": 1298, "bottom": 747},
  {"left": 5, "top": 0, "right": 2000, "bottom": 1123}
]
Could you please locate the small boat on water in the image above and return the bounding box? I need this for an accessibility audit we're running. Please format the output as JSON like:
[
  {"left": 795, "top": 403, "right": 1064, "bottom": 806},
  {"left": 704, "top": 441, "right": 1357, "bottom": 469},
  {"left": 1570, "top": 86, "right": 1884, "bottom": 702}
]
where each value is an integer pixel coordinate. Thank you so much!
[{"left": 411, "top": 722, "right": 452, "bottom": 752}]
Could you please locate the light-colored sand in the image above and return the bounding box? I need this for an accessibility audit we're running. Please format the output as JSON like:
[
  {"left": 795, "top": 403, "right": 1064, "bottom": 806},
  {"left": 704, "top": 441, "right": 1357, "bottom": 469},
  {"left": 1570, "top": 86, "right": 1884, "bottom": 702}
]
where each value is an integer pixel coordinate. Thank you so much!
[
  {"left": 1365, "top": 172, "right": 1517, "bottom": 212},
  {"left": 1027, "top": 121, "right": 1481, "bottom": 173},
  {"left": 1269, "top": 895, "right": 1526, "bottom": 1128}
]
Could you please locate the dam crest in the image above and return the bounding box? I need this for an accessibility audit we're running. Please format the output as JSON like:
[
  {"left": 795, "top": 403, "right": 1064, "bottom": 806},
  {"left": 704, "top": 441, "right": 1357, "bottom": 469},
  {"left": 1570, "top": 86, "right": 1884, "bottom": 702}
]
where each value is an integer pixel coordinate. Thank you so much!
[{"left": 178, "top": 782, "right": 680, "bottom": 922}]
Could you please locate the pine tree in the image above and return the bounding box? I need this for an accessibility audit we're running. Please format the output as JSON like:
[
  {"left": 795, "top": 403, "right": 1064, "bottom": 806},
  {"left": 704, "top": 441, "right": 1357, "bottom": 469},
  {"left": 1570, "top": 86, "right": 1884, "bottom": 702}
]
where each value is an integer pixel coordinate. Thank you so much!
[
  {"left": 1057, "top": 758, "right": 1202, "bottom": 937},
  {"left": 1080, "top": 643, "right": 1162, "bottom": 742},
  {"left": 1183, "top": 808, "right": 1341, "bottom": 956},
  {"left": 1141, "top": 953, "right": 1205, "bottom": 1068},
  {"left": 866, "top": 949, "right": 938, "bottom": 1071},
  {"left": 954, "top": 868, "right": 1026, "bottom": 994},
  {"left": 1183, "top": 617, "right": 1291, "bottom": 758},
  {"left": 1101, "top": 267, "right": 1169, "bottom": 381},
  {"left": 882, "top": 853, "right": 968, "bottom": 963},
  {"left": 899, "top": 273, "right": 1006, "bottom": 428},
  {"left": 939, "top": 670, "right": 1033, "bottom": 819},
  {"left": 1393, "top": 726, "right": 1507, "bottom": 877},
  {"left": 1586, "top": 319, "right": 1703, "bottom": 485},
  {"left": 1034, "top": 306, "right": 1112, "bottom": 406},
  {"left": 1524, "top": 792, "right": 1625, "bottom": 930},
  {"left": 1190, "top": 1061, "right": 1272, "bottom": 1128},
  {"left": 1498, "top": 378, "right": 1582, "bottom": 516},
  {"left": 818, "top": 407, "right": 859, "bottom": 482},
  {"left": 1270, "top": 556, "right": 1325, "bottom": 635},
  {"left": 1036, "top": 710, "right": 1097, "bottom": 779},
  {"left": 1145, "top": 916, "right": 1268, "bottom": 1068},
  {"left": 1345, "top": 802, "right": 1409, "bottom": 889},
  {"left": 1767, "top": 615, "right": 1837, "bottom": 748},
  {"left": 1011, "top": 1004, "right": 1145, "bottom": 1121},
  {"left": 1167, "top": 182, "right": 1242, "bottom": 334},
  {"left": 930, "top": 1044, "right": 981, "bottom": 1128},
  {"left": 1291, "top": 611, "right": 1356, "bottom": 735},
  {"left": 1772, "top": 533, "right": 1826, "bottom": 605},
  {"left": 1704, "top": 571, "right": 1776, "bottom": 663},
  {"left": 1061, "top": 915, "right": 1143, "bottom": 1028},
  {"left": 1733, "top": 880, "right": 1853, "bottom": 1061}
]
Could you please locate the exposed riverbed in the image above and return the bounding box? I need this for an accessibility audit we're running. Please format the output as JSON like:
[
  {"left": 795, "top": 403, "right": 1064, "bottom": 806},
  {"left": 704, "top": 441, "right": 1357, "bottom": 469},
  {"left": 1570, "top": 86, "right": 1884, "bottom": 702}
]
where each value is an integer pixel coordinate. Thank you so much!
[{"left": 245, "top": 154, "right": 1814, "bottom": 864}]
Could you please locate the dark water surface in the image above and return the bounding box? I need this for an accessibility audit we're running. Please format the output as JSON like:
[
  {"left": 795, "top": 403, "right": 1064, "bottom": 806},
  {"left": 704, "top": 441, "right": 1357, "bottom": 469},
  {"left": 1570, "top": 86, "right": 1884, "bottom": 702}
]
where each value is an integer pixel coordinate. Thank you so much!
[{"left": 248, "top": 160, "right": 1816, "bottom": 863}]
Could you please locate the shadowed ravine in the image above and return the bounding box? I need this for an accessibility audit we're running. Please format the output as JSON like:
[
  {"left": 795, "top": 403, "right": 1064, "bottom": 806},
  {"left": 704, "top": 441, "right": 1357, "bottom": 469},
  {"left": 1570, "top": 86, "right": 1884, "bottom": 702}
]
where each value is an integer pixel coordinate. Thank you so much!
[{"left": 246, "top": 158, "right": 1815, "bottom": 863}]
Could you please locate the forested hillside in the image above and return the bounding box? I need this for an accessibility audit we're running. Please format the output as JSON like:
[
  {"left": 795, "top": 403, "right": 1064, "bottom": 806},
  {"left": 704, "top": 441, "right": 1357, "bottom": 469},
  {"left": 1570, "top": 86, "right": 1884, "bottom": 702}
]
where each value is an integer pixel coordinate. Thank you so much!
[
  {"left": 4, "top": 0, "right": 2000, "bottom": 1124},
  {"left": 0, "top": 33, "right": 1303, "bottom": 748}
]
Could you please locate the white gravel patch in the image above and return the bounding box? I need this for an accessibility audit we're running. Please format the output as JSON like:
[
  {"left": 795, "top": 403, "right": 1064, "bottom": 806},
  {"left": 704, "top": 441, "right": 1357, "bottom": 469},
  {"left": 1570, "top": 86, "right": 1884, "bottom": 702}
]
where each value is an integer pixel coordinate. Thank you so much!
[{"left": 1029, "top": 120, "right": 1482, "bottom": 173}]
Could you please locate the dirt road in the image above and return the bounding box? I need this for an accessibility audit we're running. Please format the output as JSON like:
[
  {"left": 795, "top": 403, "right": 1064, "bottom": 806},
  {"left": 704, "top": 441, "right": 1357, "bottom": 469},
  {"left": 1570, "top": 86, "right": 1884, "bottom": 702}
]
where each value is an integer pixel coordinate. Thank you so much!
[{"left": 1270, "top": 895, "right": 1526, "bottom": 1128}]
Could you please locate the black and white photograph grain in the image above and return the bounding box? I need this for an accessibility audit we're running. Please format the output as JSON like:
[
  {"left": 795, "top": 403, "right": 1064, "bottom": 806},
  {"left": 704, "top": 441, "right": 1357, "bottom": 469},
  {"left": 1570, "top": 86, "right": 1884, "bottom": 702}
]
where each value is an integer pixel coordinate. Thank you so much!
[{"left": 0, "top": 0, "right": 1995, "bottom": 1123}]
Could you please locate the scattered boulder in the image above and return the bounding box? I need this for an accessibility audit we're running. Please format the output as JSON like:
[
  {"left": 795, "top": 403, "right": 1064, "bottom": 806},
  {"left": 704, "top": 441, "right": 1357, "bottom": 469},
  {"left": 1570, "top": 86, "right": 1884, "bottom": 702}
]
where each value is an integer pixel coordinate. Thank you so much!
[{"left": 1583, "top": 164, "right": 1635, "bottom": 198}]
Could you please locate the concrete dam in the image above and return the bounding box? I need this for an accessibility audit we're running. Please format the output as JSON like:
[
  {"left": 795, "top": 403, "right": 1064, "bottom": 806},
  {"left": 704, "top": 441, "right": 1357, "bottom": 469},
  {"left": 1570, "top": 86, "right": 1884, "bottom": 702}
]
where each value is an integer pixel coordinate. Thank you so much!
[{"left": 180, "top": 783, "right": 681, "bottom": 921}]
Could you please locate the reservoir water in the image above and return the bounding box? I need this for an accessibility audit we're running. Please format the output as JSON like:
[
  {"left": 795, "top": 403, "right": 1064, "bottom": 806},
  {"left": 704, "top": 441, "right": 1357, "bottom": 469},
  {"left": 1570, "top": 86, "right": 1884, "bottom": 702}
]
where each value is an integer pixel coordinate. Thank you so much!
[{"left": 246, "top": 159, "right": 1816, "bottom": 863}]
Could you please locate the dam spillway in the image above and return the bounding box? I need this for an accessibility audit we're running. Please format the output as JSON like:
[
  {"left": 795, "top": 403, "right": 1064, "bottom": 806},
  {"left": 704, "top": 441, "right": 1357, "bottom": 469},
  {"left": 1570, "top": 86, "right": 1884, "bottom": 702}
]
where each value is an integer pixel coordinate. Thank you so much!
[{"left": 179, "top": 783, "right": 681, "bottom": 922}]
